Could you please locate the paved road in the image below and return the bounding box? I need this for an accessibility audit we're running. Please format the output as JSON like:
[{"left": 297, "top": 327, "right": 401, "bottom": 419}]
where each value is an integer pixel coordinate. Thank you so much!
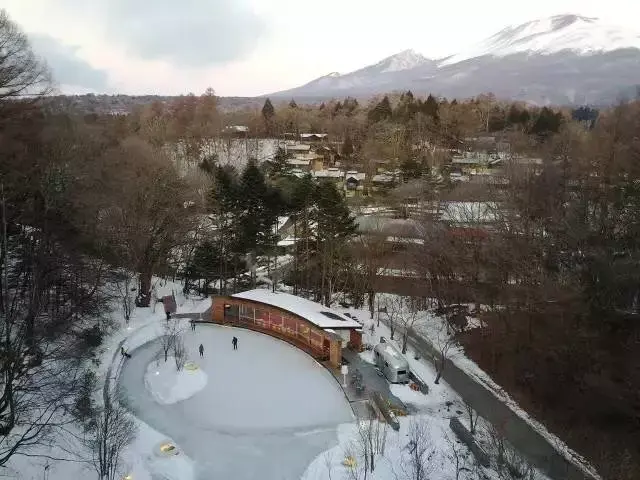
[
  {"left": 117, "top": 326, "right": 352, "bottom": 480},
  {"left": 402, "top": 326, "right": 594, "bottom": 480}
]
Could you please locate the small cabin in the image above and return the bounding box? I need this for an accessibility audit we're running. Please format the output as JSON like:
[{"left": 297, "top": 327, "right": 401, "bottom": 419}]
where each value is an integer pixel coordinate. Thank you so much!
[{"left": 373, "top": 341, "right": 409, "bottom": 383}]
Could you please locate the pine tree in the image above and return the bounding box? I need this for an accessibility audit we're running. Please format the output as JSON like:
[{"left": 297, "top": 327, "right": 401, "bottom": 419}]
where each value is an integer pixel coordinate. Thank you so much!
[
  {"left": 422, "top": 94, "right": 439, "bottom": 121},
  {"left": 187, "top": 241, "right": 221, "bottom": 295},
  {"left": 341, "top": 134, "right": 354, "bottom": 158},
  {"left": 333, "top": 101, "right": 343, "bottom": 117},
  {"left": 291, "top": 175, "right": 316, "bottom": 294},
  {"left": 343, "top": 97, "right": 359, "bottom": 116},
  {"left": 368, "top": 95, "right": 393, "bottom": 123},
  {"left": 208, "top": 165, "right": 241, "bottom": 294},
  {"left": 262, "top": 98, "right": 275, "bottom": 135},
  {"left": 238, "top": 160, "right": 270, "bottom": 253},
  {"left": 289, "top": 99, "right": 298, "bottom": 109},
  {"left": 394, "top": 90, "right": 417, "bottom": 122},
  {"left": 530, "top": 107, "right": 563, "bottom": 137},
  {"left": 313, "top": 181, "right": 357, "bottom": 305},
  {"left": 268, "top": 147, "right": 293, "bottom": 178}
]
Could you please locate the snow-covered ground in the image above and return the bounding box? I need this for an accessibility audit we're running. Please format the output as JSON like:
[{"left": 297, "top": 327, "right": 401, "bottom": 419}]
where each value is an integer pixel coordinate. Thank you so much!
[
  {"left": 301, "top": 302, "right": 475, "bottom": 480},
  {"left": 144, "top": 355, "right": 208, "bottom": 405},
  {"left": 325, "top": 296, "right": 597, "bottom": 480},
  {"left": 7, "top": 278, "right": 204, "bottom": 480}
]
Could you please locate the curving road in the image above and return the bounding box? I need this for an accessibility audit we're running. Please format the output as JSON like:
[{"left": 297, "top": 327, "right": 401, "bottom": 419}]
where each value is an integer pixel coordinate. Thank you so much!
[{"left": 117, "top": 324, "right": 354, "bottom": 480}]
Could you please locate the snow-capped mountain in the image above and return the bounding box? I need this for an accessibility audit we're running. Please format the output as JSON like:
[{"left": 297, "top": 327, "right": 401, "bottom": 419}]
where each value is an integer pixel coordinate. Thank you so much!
[
  {"left": 268, "top": 14, "right": 640, "bottom": 105},
  {"left": 440, "top": 14, "right": 640, "bottom": 66},
  {"left": 372, "top": 49, "right": 431, "bottom": 73}
]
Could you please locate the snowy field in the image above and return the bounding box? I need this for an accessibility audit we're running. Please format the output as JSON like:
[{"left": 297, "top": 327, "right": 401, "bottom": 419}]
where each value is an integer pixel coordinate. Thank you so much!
[{"left": 119, "top": 324, "right": 354, "bottom": 479}]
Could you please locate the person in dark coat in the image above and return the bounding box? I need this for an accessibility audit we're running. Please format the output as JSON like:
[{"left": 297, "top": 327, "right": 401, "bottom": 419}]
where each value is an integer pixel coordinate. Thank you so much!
[
  {"left": 190, "top": 320, "right": 196, "bottom": 331},
  {"left": 198, "top": 344, "right": 204, "bottom": 358},
  {"left": 232, "top": 336, "right": 238, "bottom": 350}
]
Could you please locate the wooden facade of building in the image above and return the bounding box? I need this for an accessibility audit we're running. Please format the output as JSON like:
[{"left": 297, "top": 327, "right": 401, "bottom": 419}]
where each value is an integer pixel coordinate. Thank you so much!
[{"left": 211, "top": 295, "right": 360, "bottom": 368}]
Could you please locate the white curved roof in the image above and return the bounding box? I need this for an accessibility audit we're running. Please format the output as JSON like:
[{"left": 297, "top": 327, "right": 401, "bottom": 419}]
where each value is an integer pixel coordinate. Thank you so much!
[{"left": 232, "top": 289, "right": 362, "bottom": 330}]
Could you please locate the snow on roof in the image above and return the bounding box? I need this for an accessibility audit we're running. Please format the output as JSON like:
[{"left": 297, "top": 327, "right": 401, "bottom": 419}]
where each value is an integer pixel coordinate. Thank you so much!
[
  {"left": 372, "top": 174, "right": 395, "bottom": 183},
  {"left": 313, "top": 169, "right": 344, "bottom": 178},
  {"left": 300, "top": 133, "right": 328, "bottom": 139},
  {"left": 284, "top": 143, "right": 311, "bottom": 151},
  {"left": 225, "top": 125, "right": 249, "bottom": 132},
  {"left": 232, "top": 289, "right": 362, "bottom": 330},
  {"left": 287, "top": 158, "right": 311, "bottom": 166},
  {"left": 276, "top": 216, "right": 290, "bottom": 231},
  {"left": 345, "top": 172, "right": 366, "bottom": 181},
  {"left": 277, "top": 237, "right": 297, "bottom": 246}
]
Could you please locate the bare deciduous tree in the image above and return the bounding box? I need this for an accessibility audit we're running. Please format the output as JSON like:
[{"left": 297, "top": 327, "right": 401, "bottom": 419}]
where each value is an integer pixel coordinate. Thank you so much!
[
  {"left": 465, "top": 401, "right": 480, "bottom": 435},
  {"left": 113, "top": 269, "right": 136, "bottom": 323},
  {"left": 0, "top": 9, "right": 51, "bottom": 116},
  {"left": 383, "top": 296, "right": 403, "bottom": 340},
  {"left": 173, "top": 337, "right": 186, "bottom": 371},
  {"left": 397, "top": 297, "right": 420, "bottom": 354},
  {"left": 348, "top": 412, "right": 388, "bottom": 479},
  {"left": 90, "top": 138, "right": 195, "bottom": 307},
  {"left": 160, "top": 321, "right": 181, "bottom": 362},
  {"left": 446, "top": 436, "right": 471, "bottom": 480},
  {"left": 86, "top": 400, "right": 136, "bottom": 480},
  {"left": 397, "top": 418, "right": 435, "bottom": 480},
  {"left": 433, "top": 323, "right": 455, "bottom": 384},
  {"left": 0, "top": 177, "right": 108, "bottom": 466}
]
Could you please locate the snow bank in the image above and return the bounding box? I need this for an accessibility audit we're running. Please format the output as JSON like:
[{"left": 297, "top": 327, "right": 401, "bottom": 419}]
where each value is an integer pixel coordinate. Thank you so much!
[
  {"left": 302, "top": 414, "right": 462, "bottom": 480},
  {"left": 124, "top": 421, "right": 195, "bottom": 480},
  {"left": 144, "top": 356, "right": 208, "bottom": 405}
]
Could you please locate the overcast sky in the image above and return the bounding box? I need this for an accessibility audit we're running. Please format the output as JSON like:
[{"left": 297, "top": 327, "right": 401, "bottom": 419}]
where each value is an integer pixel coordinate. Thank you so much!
[{"left": 1, "top": 0, "right": 638, "bottom": 96}]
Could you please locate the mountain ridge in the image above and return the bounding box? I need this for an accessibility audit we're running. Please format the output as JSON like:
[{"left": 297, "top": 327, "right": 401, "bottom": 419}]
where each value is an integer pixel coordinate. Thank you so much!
[{"left": 267, "top": 14, "right": 640, "bottom": 105}]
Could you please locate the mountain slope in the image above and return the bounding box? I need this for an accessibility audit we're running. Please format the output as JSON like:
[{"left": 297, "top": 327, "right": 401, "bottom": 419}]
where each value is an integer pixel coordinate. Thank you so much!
[
  {"left": 440, "top": 14, "right": 640, "bottom": 66},
  {"left": 271, "top": 50, "right": 437, "bottom": 98},
  {"left": 268, "top": 14, "right": 640, "bottom": 105}
]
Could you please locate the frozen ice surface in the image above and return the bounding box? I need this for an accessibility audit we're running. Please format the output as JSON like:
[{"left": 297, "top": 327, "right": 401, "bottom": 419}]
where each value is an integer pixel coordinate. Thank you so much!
[
  {"left": 144, "top": 355, "right": 208, "bottom": 405},
  {"left": 118, "top": 324, "right": 353, "bottom": 480}
]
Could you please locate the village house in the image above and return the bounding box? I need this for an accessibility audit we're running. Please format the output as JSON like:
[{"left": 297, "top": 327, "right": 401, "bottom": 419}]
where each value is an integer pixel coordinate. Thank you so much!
[
  {"left": 312, "top": 168, "right": 345, "bottom": 187},
  {"left": 344, "top": 171, "right": 367, "bottom": 197},
  {"left": 223, "top": 125, "right": 249, "bottom": 137}
]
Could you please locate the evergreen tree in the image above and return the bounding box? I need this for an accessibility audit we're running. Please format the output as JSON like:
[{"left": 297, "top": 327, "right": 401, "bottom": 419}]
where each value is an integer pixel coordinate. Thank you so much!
[
  {"left": 341, "top": 134, "right": 354, "bottom": 158},
  {"left": 394, "top": 90, "right": 417, "bottom": 122},
  {"left": 333, "top": 101, "right": 343, "bottom": 117},
  {"left": 422, "top": 94, "right": 439, "bottom": 121},
  {"left": 262, "top": 98, "right": 275, "bottom": 134},
  {"left": 313, "top": 181, "right": 357, "bottom": 304},
  {"left": 400, "top": 157, "right": 423, "bottom": 181},
  {"left": 343, "top": 97, "right": 359, "bottom": 116},
  {"left": 290, "top": 175, "right": 316, "bottom": 294},
  {"left": 368, "top": 95, "right": 393, "bottom": 123},
  {"left": 262, "top": 98, "right": 275, "bottom": 120},
  {"left": 186, "top": 241, "right": 221, "bottom": 295},
  {"left": 267, "top": 147, "right": 293, "bottom": 178},
  {"left": 289, "top": 99, "right": 298, "bottom": 109},
  {"left": 208, "top": 165, "right": 242, "bottom": 293},
  {"left": 530, "top": 107, "right": 563, "bottom": 137},
  {"left": 238, "top": 160, "right": 272, "bottom": 254}
]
